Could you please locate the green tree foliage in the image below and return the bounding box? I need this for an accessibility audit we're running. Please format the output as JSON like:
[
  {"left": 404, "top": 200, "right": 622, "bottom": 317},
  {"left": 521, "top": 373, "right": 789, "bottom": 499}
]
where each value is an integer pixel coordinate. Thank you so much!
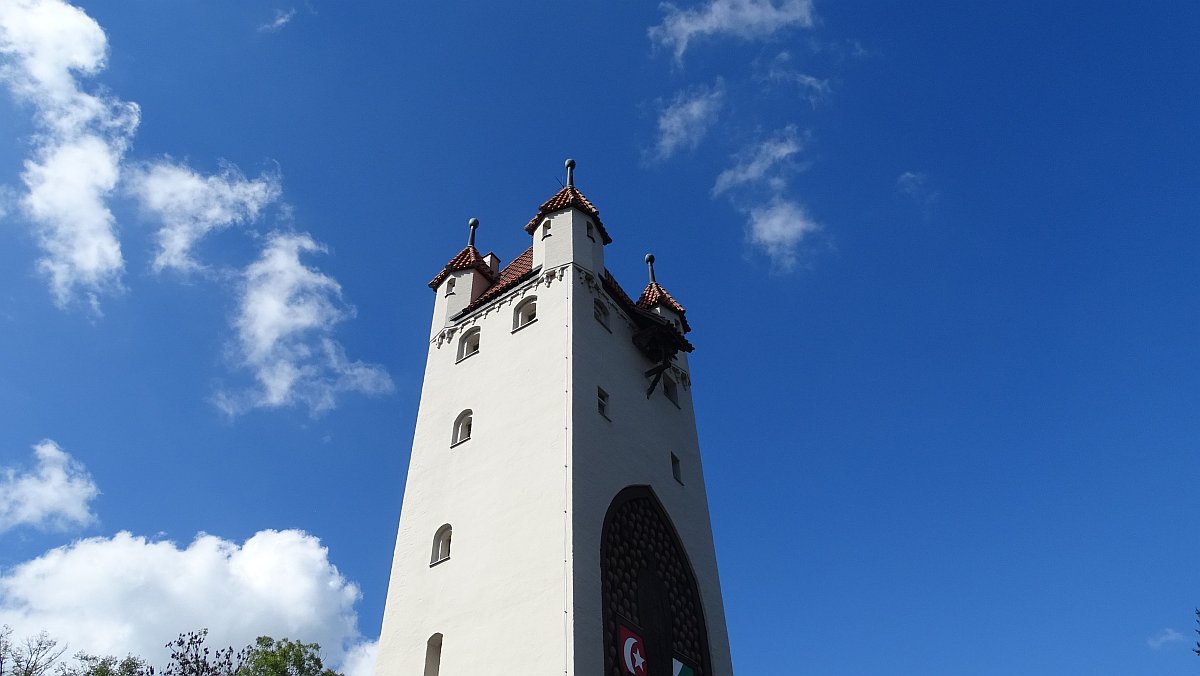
[
  {"left": 0, "top": 628, "right": 339, "bottom": 676},
  {"left": 239, "top": 638, "right": 338, "bottom": 676},
  {"left": 65, "top": 654, "right": 151, "bottom": 676}
]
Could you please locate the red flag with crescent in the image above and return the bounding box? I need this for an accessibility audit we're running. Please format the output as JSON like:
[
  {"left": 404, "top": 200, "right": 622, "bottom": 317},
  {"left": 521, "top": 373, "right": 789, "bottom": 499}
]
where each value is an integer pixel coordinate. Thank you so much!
[{"left": 619, "top": 624, "right": 648, "bottom": 675}]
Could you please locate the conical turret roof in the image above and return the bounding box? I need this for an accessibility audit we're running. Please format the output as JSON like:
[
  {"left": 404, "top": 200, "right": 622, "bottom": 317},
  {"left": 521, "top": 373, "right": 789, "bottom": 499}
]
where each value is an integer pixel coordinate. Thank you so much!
[
  {"left": 636, "top": 281, "right": 691, "bottom": 333},
  {"left": 523, "top": 185, "right": 612, "bottom": 244},
  {"left": 427, "top": 245, "right": 496, "bottom": 289}
]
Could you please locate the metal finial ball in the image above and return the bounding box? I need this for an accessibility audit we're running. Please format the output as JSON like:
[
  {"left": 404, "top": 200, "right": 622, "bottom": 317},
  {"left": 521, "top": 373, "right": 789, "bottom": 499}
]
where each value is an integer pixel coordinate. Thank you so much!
[
  {"left": 565, "top": 158, "right": 576, "bottom": 169},
  {"left": 645, "top": 253, "right": 655, "bottom": 265},
  {"left": 468, "top": 218, "right": 479, "bottom": 228}
]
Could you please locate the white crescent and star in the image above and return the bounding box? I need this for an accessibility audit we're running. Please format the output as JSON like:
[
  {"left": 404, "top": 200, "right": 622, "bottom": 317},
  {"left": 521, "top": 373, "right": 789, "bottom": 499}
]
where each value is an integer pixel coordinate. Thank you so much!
[
  {"left": 623, "top": 637, "right": 637, "bottom": 671},
  {"left": 622, "top": 636, "right": 646, "bottom": 674}
]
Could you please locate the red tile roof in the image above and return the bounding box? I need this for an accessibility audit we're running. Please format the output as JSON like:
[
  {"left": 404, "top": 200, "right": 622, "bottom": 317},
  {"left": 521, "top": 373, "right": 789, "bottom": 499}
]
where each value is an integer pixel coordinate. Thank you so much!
[
  {"left": 636, "top": 282, "right": 691, "bottom": 333},
  {"left": 523, "top": 186, "right": 613, "bottom": 244},
  {"left": 607, "top": 271, "right": 693, "bottom": 349},
  {"left": 428, "top": 245, "right": 496, "bottom": 289},
  {"left": 464, "top": 246, "right": 535, "bottom": 312}
]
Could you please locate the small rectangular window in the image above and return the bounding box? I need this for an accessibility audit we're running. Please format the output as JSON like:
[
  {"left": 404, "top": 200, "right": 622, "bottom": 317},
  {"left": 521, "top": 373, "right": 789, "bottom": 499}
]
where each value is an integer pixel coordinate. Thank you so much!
[
  {"left": 597, "top": 388, "right": 610, "bottom": 419},
  {"left": 663, "top": 375, "right": 679, "bottom": 406},
  {"left": 586, "top": 221, "right": 595, "bottom": 241},
  {"left": 671, "top": 453, "right": 683, "bottom": 484}
]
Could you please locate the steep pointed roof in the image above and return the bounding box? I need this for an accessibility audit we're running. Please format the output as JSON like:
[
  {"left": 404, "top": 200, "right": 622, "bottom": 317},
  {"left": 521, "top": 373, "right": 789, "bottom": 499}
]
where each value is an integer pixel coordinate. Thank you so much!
[
  {"left": 636, "top": 281, "right": 691, "bottom": 333},
  {"left": 523, "top": 185, "right": 613, "bottom": 244},
  {"left": 428, "top": 245, "right": 496, "bottom": 289}
]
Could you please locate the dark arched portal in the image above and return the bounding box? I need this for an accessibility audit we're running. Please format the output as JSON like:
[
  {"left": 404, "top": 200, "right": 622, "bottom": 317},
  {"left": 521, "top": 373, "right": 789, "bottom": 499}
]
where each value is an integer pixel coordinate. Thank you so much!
[{"left": 601, "top": 486, "right": 711, "bottom": 676}]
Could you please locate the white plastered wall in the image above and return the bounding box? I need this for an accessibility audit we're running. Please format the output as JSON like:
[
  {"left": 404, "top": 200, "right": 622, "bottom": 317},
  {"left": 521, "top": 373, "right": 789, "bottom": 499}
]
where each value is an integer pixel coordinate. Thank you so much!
[
  {"left": 567, "top": 268, "right": 734, "bottom": 676},
  {"left": 377, "top": 265, "right": 576, "bottom": 676}
]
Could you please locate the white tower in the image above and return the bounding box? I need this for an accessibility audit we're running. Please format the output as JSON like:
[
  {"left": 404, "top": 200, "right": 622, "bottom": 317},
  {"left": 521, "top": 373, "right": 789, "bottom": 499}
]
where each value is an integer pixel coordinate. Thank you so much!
[{"left": 375, "top": 161, "right": 734, "bottom": 676}]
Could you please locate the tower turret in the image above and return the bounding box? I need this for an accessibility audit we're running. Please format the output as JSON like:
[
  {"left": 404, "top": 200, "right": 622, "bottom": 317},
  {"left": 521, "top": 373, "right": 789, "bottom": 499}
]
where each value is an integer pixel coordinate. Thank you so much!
[
  {"left": 426, "top": 218, "right": 499, "bottom": 338},
  {"left": 526, "top": 159, "right": 610, "bottom": 274}
]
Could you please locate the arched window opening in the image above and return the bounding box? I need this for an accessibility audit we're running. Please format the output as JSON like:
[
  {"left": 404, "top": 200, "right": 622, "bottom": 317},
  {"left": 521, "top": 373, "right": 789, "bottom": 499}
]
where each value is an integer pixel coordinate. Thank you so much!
[
  {"left": 586, "top": 221, "right": 595, "bottom": 241},
  {"left": 457, "top": 328, "right": 481, "bottom": 362},
  {"left": 663, "top": 374, "right": 679, "bottom": 406},
  {"left": 541, "top": 219, "right": 552, "bottom": 239},
  {"left": 423, "top": 633, "right": 443, "bottom": 676},
  {"left": 593, "top": 299, "right": 610, "bottom": 330},
  {"left": 431, "top": 525, "right": 452, "bottom": 565},
  {"left": 444, "top": 278, "right": 456, "bottom": 296},
  {"left": 513, "top": 297, "right": 537, "bottom": 331},
  {"left": 597, "top": 387, "right": 610, "bottom": 419},
  {"left": 452, "top": 410, "right": 472, "bottom": 446}
]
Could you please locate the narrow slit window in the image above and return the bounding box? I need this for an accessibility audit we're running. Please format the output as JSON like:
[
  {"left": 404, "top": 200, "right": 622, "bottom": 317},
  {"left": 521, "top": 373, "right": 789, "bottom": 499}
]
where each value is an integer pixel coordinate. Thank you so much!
[
  {"left": 597, "top": 387, "right": 610, "bottom": 419},
  {"left": 457, "top": 328, "right": 481, "bottom": 361},
  {"left": 452, "top": 410, "right": 473, "bottom": 445},
  {"left": 671, "top": 453, "right": 683, "bottom": 484},
  {"left": 663, "top": 374, "right": 679, "bottom": 406},
  {"left": 513, "top": 297, "right": 537, "bottom": 331},
  {"left": 431, "top": 525, "right": 452, "bottom": 565},
  {"left": 424, "top": 633, "right": 443, "bottom": 676},
  {"left": 593, "top": 299, "right": 610, "bottom": 330}
]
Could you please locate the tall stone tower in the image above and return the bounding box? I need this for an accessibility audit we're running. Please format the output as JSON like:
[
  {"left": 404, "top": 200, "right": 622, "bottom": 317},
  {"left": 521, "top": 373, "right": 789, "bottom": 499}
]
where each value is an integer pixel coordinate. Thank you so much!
[{"left": 375, "top": 161, "right": 734, "bottom": 676}]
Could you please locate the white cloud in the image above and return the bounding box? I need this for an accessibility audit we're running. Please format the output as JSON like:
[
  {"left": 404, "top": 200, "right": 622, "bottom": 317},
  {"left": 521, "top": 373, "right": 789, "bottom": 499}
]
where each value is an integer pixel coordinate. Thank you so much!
[
  {"left": 896, "top": 170, "right": 940, "bottom": 215},
  {"left": 127, "top": 160, "right": 282, "bottom": 274},
  {"left": 762, "top": 51, "right": 830, "bottom": 106},
  {"left": 713, "top": 125, "right": 805, "bottom": 196},
  {"left": 215, "top": 233, "right": 393, "bottom": 416},
  {"left": 340, "top": 639, "right": 378, "bottom": 676},
  {"left": 0, "top": 440, "right": 98, "bottom": 534},
  {"left": 0, "top": 530, "right": 364, "bottom": 668},
  {"left": 258, "top": 8, "right": 296, "bottom": 34},
  {"left": 1146, "top": 628, "right": 1184, "bottom": 650},
  {"left": 650, "top": 0, "right": 815, "bottom": 62},
  {"left": 651, "top": 82, "right": 724, "bottom": 162},
  {"left": 746, "top": 196, "right": 820, "bottom": 269},
  {"left": 0, "top": 0, "right": 139, "bottom": 311}
]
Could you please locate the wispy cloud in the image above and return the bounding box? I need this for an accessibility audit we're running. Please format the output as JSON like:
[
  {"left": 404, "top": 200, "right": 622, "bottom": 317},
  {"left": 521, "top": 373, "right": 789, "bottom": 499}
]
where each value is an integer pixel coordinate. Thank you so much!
[
  {"left": 713, "top": 125, "right": 805, "bottom": 196},
  {"left": 650, "top": 0, "right": 815, "bottom": 63},
  {"left": 745, "top": 196, "right": 820, "bottom": 270},
  {"left": 711, "top": 127, "right": 821, "bottom": 268},
  {"left": 214, "top": 233, "right": 393, "bottom": 416},
  {"left": 650, "top": 81, "right": 724, "bottom": 162},
  {"left": 0, "top": 529, "right": 364, "bottom": 668},
  {"left": 896, "top": 170, "right": 940, "bottom": 217},
  {"left": 761, "top": 51, "right": 830, "bottom": 106},
  {"left": 127, "top": 160, "right": 282, "bottom": 274},
  {"left": 1146, "top": 628, "right": 1184, "bottom": 650},
  {"left": 0, "top": 439, "right": 99, "bottom": 533},
  {"left": 0, "top": 0, "right": 140, "bottom": 312},
  {"left": 257, "top": 8, "right": 296, "bottom": 34}
]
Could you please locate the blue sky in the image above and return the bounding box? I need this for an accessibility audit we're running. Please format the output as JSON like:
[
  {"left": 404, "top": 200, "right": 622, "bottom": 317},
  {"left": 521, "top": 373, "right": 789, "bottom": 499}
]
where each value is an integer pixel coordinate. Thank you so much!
[{"left": 0, "top": 1, "right": 1197, "bottom": 674}]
